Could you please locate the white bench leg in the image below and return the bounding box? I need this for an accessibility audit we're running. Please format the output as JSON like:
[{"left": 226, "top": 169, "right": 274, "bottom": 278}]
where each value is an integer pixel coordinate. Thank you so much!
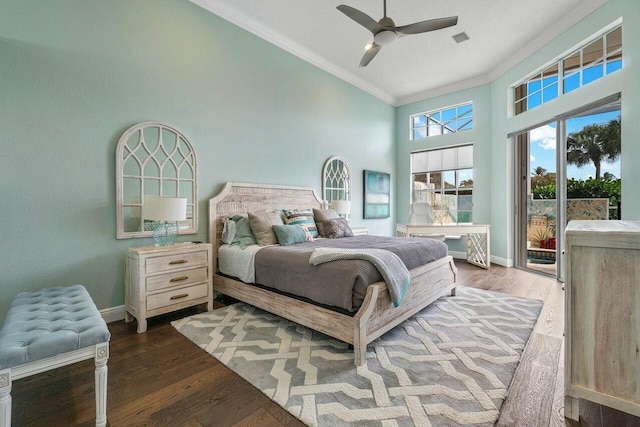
[
  {"left": 94, "top": 343, "right": 109, "bottom": 427},
  {"left": 0, "top": 369, "right": 11, "bottom": 427}
]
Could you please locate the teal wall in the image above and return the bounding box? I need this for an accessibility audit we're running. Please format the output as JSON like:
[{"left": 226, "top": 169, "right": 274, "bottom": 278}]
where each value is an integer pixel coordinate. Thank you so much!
[
  {"left": 395, "top": 0, "right": 638, "bottom": 264},
  {"left": 1, "top": 0, "right": 637, "bottom": 320},
  {"left": 0, "top": 0, "right": 395, "bottom": 319}
]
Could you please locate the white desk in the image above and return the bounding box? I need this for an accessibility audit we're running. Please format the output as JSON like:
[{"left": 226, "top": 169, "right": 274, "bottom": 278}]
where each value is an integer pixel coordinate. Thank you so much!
[{"left": 396, "top": 224, "right": 491, "bottom": 269}]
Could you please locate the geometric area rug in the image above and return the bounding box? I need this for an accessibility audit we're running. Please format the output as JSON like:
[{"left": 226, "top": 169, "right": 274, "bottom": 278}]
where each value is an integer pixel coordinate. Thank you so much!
[{"left": 172, "top": 287, "right": 542, "bottom": 426}]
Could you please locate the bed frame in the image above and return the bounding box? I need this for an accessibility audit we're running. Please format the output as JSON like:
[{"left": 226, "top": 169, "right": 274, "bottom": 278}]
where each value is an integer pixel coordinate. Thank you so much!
[{"left": 208, "top": 182, "right": 457, "bottom": 365}]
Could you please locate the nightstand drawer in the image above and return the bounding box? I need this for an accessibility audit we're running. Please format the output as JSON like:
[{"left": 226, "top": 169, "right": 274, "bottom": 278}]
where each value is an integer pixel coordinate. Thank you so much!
[
  {"left": 146, "top": 266, "right": 209, "bottom": 292},
  {"left": 145, "top": 250, "right": 208, "bottom": 273},
  {"left": 146, "top": 283, "right": 209, "bottom": 311}
]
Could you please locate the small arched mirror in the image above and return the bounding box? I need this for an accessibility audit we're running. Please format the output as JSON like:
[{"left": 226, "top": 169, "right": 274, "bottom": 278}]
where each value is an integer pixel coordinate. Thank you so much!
[
  {"left": 322, "top": 156, "right": 351, "bottom": 220},
  {"left": 116, "top": 122, "right": 198, "bottom": 239}
]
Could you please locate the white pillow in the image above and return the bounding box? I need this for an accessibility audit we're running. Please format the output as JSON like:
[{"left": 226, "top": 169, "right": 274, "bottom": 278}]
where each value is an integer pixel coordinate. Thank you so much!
[{"left": 222, "top": 218, "right": 236, "bottom": 244}]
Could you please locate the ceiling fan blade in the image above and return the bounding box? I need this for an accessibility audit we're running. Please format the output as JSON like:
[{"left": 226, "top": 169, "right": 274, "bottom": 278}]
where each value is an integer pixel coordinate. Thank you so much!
[
  {"left": 337, "top": 5, "right": 383, "bottom": 34},
  {"left": 360, "top": 44, "right": 382, "bottom": 67},
  {"left": 396, "top": 16, "right": 458, "bottom": 36}
]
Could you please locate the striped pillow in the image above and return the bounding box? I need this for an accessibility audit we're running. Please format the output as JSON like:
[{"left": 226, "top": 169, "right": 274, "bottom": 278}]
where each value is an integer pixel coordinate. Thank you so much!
[{"left": 283, "top": 209, "right": 318, "bottom": 237}]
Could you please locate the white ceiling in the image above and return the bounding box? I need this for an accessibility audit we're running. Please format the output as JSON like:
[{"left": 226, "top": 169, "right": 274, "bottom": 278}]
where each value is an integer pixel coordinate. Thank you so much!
[{"left": 191, "top": 0, "right": 607, "bottom": 106}]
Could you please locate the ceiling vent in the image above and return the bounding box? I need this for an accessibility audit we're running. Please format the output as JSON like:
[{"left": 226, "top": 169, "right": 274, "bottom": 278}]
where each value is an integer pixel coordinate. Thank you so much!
[{"left": 452, "top": 32, "right": 470, "bottom": 44}]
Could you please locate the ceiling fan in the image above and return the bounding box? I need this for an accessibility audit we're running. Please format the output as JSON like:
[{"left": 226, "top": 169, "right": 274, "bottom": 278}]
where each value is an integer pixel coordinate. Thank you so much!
[{"left": 337, "top": 0, "right": 458, "bottom": 67}]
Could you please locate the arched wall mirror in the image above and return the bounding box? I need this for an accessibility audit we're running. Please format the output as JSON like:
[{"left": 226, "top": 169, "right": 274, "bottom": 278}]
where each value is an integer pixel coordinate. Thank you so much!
[
  {"left": 322, "top": 156, "right": 351, "bottom": 220},
  {"left": 116, "top": 122, "right": 198, "bottom": 239}
]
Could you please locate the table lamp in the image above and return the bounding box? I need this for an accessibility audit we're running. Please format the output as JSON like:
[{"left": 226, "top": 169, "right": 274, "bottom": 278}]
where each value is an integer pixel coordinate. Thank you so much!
[
  {"left": 143, "top": 196, "right": 187, "bottom": 245},
  {"left": 330, "top": 200, "right": 351, "bottom": 219}
]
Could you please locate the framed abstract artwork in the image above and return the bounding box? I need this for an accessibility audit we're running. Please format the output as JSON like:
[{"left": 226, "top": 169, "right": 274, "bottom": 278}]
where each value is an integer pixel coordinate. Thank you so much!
[{"left": 363, "top": 170, "right": 390, "bottom": 219}]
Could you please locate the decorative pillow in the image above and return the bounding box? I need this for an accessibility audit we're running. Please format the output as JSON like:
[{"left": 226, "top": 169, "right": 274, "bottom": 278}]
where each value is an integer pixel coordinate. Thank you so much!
[
  {"left": 221, "top": 218, "right": 236, "bottom": 244},
  {"left": 322, "top": 218, "right": 354, "bottom": 239},
  {"left": 313, "top": 208, "right": 340, "bottom": 237},
  {"left": 248, "top": 210, "right": 284, "bottom": 246},
  {"left": 272, "top": 224, "right": 310, "bottom": 246},
  {"left": 301, "top": 226, "right": 314, "bottom": 242},
  {"left": 230, "top": 214, "right": 257, "bottom": 248},
  {"left": 283, "top": 209, "right": 318, "bottom": 237}
]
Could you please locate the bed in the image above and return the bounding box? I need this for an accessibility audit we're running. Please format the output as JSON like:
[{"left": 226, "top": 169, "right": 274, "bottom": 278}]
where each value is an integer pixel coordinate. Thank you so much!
[{"left": 208, "top": 181, "right": 458, "bottom": 365}]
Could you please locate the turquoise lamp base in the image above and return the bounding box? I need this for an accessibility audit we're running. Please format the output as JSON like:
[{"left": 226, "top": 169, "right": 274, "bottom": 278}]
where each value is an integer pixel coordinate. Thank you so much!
[{"left": 153, "top": 221, "right": 178, "bottom": 245}]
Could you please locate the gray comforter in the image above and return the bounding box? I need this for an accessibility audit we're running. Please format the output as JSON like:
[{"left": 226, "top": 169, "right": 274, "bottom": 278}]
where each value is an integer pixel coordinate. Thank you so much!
[{"left": 254, "top": 235, "right": 448, "bottom": 312}]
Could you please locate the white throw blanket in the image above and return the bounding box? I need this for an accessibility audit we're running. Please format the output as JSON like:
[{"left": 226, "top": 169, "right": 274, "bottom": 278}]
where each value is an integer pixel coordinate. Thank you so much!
[{"left": 309, "top": 247, "right": 411, "bottom": 307}]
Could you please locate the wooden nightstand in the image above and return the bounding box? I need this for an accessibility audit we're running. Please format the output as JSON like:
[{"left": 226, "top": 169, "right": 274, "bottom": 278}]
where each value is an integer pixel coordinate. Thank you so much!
[
  {"left": 351, "top": 227, "right": 369, "bottom": 236},
  {"left": 124, "top": 242, "right": 213, "bottom": 333}
]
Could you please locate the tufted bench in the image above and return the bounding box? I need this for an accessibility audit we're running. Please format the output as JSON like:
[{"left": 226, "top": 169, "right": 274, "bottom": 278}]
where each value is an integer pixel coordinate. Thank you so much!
[{"left": 0, "top": 285, "right": 110, "bottom": 427}]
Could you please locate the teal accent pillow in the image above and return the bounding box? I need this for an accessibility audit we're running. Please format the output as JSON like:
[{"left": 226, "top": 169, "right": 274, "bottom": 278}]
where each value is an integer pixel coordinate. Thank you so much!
[
  {"left": 231, "top": 214, "right": 258, "bottom": 248},
  {"left": 273, "top": 224, "right": 308, "bottom": 246},
  {"left": 283, "top": 209, "right": 318, "bottom": 237}
]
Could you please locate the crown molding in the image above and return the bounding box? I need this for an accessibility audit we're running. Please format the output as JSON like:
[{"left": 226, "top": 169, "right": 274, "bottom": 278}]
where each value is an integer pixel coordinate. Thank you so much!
[
  {"left": 396, "top": 74, "right": 493, "bottom": 106},
  {"left": 486, "top": 0, "right": 609, "bottom": 83},
  {"left": 190, "top": 0, "right": 608, "bottom": 107},
  {"left": 190, "top": 0, "right": 396, "bottom": 105},
  {"left": 397, "top": 0, "right": 609, "bottom": 106}
]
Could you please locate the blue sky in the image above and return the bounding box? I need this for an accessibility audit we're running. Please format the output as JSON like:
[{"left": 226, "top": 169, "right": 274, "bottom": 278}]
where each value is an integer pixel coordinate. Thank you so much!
[{"left": 529, "top": 110, "right": 621, "bottom": 180}]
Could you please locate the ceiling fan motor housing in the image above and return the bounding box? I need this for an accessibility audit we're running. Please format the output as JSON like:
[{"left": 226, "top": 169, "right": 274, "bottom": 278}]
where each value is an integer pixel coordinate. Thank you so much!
[{"left": 337, "top": 1, "right": 458, "bottom": 66}]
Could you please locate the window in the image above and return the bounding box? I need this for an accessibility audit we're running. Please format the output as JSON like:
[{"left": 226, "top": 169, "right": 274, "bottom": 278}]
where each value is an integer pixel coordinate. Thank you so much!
[
  {"left": 411, "top": 102, "right": 473, "bottom": 140},
  {"left": 514, "top": 25, "right": 622, "bottom": 115},
  {"left": 411, "top": 145, "right": 473, "bottom": 224},
  {"left": 515, "top": 63, "right": 559, "bottom": 114}
]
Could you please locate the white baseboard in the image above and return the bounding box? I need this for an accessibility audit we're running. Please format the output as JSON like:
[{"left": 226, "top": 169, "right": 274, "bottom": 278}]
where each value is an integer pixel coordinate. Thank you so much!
[
  {"left": 449, "top": 251, "right": 513, "bottom": 267},
  {"left": 100, "top": 305, "right": 126, "bottom": 324},
  {"left": 490, "top": 255, "right": 513, "bottom": 267},
  {"left": 448, "top": 251, "right": 467, "bottom": 260}
]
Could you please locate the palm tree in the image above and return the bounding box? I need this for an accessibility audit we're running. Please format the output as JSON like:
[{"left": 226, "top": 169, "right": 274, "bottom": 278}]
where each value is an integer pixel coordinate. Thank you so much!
[
  {"left": 532, "top": 166, "right": 547, "bottom": 176},
  {"left": 566, "top": 118, "right": 621, "bottom": 179}
]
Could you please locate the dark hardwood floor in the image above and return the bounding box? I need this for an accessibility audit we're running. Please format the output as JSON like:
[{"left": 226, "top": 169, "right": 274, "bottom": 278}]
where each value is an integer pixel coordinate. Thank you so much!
[{"left": 9, "top": 261, "right": 640, "bottom": 426}]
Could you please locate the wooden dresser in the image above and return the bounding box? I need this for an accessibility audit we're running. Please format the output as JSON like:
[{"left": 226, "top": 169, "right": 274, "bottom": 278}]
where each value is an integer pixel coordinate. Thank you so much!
[
  {"left": 565, "top": 220, "right": 640, "bottom": 420},
  {"left": 125, "top": 242, "right": 213, "bottom": 333}
]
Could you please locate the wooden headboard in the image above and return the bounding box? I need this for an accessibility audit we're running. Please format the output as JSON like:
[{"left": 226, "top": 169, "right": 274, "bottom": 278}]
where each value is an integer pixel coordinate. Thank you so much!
[{"left": 208, "top": 182, "right": 324, "bottom": 271}]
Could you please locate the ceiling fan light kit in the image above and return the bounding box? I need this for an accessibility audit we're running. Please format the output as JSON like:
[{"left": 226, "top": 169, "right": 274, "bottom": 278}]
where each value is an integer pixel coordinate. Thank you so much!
[
  {"left": 374, "top": 30, "right": 397, "bottom": 46},
  {"left": 337, "top": 0, "right": 458, "bottom": 67}
]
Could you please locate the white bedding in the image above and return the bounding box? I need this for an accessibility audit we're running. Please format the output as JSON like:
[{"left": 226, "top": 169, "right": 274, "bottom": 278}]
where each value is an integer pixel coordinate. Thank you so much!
[{"left": 218, "top": 243, "right": 262, "bottom": 283}]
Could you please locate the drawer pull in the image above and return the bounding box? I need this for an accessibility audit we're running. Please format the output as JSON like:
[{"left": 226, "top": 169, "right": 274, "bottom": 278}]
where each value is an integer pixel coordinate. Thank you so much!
[
  {"left": 170, "top": 293, "right": 189, "bottom": 300},
  {"left": 170, "top": 276, "right": 189, "bottom": 283},
  {"left": 169, "top": 259, "right": 188, "bottom": 265}
]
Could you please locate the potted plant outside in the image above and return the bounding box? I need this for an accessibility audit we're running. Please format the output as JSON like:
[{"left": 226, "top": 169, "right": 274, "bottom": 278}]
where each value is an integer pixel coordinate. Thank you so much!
[
  {"left": 531, "top": 228, "right": 550, "bottom": 249},
  {"left": 547, "top": 220, "right": 557, "bottom": 250}
]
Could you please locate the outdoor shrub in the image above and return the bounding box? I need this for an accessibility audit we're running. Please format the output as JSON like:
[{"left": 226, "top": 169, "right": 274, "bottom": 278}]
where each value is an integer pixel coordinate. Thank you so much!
[
  {"left": 532, "top": 178, "right": 620, "bottom": 204},
  {"left": 532, "top": 178, "right": 621, "bottom": 219}
]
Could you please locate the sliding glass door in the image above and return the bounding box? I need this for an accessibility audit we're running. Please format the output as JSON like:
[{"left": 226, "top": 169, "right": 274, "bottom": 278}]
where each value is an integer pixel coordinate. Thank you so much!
[{"left": 515, "top": 97, "right": 621, "bottom": 280}]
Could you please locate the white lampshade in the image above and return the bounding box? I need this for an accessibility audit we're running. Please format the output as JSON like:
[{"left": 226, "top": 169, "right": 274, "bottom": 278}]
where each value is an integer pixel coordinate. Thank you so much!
[
  {"left": 330, "top": 200, "right": 351, "bottom": 216},
  {"left": 143, "top": 196, "right": 187, "bottom": 221}
]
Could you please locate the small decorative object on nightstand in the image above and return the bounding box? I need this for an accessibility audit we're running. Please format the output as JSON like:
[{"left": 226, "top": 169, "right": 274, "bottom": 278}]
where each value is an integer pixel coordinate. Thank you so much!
[{"left": 124, "top": 242, "right": 213, "bottom": 333}]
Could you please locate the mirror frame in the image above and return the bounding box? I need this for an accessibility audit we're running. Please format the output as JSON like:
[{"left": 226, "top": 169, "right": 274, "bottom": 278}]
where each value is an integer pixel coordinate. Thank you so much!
[
  {"left": 322, "top": 156, "right": 352, "bottom": 220},
  {"left": 116, "top": 121, "right": 198, "bottom": 239}
]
